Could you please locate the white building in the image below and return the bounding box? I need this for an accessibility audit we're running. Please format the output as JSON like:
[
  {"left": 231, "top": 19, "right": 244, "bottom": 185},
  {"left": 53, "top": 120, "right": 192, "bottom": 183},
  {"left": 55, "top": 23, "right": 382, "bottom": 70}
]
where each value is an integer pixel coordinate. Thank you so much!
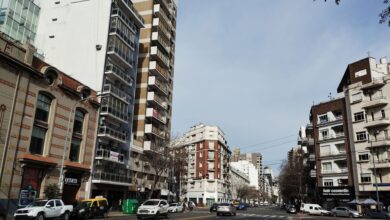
[
  {"left": 174, "top": 124, "right": 232, "bottom": 206},
  {"left": 230, "top": 167, "right": 250, "bottom": 201},
  {"left": 230, "top": 160, "right": 259, "bottom": 190}
]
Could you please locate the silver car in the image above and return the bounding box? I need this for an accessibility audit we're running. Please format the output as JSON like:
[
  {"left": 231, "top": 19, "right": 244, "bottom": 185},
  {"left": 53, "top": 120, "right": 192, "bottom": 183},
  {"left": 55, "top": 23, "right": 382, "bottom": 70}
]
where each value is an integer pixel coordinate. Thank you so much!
[
  {"left": 331, "top": 207, "right": 361, "bottom": 218},
  {"left": 217, "top": 203, "right": 236, "bottom": 216}
]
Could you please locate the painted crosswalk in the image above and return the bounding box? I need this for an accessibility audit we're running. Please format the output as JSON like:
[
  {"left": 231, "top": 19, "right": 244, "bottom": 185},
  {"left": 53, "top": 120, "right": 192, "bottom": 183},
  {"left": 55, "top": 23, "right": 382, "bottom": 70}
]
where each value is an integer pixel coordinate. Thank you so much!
[{"left": 238, "top": 213, "right": 293, "bottom": 218}]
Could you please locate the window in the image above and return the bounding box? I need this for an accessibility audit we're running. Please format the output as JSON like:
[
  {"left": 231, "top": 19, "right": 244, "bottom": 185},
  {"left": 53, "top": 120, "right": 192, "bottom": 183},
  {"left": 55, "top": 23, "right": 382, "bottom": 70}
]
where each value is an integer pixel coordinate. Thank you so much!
[
  {"left": 318, "top": 114, "right": 328, "bottom": 124},
  {"left": 356, "top": 131, "right": 368, "bottom": 141},
  {"left": 55, "top": 200, "right": 61, "bottom": 207},
  {"left": 322, "top": 162, "right": 332, "bottom": 172},
  {"left": 351, "top": 92, "right": 362, "bottom": 103},
  {"left": 354, "top": 112, "right": 365, "bottom": 122},
  {"left": 381, "top": 110, "right": 386, "bottom": 119},
  {"left": 29, "top": 93, "right": 52, "bottom": 155},
  {"left": 323, "top": 179, "right": 334, "bottom": 186},
  {"left": 360, "top": 173, "right": 371, "bottom": 183},
  {"left": 69, "top": 109, "right": 86, "bottom": 162},
  {"left": 320, "top": 130, "right": 329, "bottom": 139},
  {"left": 47, "top": 201, "right": 55, "bottom": 207},
  {"left": 358, "top": 153, "right": 369, "bottom": 161}
]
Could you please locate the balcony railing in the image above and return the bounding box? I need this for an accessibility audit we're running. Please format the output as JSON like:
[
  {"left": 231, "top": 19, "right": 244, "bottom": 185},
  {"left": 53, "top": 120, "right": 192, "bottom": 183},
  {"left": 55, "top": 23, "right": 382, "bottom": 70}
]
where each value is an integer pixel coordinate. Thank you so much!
[
  {"left": 318, "top": 116, "right": 343, "bottom": 125},
  {"left": 105, "top": 63, "right": 133, "bottom": 86},
  {"left": 149, "top": 61, "right": 169, "bottom": 81},
  {"left": 145, "top": 124, "right": 166, "bottom": 139},
  {"left": 319, "top": 133, "right": 345, "bottom": 141},
  {"left": 321, "top": 168, "right": 348, "bottom": 174},
  {"left": 369, "top": 137, "right": 390, "bottom": 148},
  {"left": 146, "top": 107, "right": 167, "bottom": 124},
  {"left": 150, "top": 46, "right": 170, "bottom": 67},
  {"left": 365, "top": 117, "right": 390, "bottom": 129},
  {"left": 147, "top": 92, "right": 168, "bottom": 109},
  {"left": 320, "top": 150, "right": 346, "bottom": 157},
  {"left": 148, "top": 76, "right": 169, "bottom": 95},
  {"left": 92, "top": 171, "right": 131, "bottom": 186},
  {"left": 362, "top": 96, "right": 387, "bottom": 109},
  {"left": 95, "top": 149, "right": 125, "bottom": 164},
  {"left": 102, "top": 84, "right": 131, "bottom": 104},
  {"left": 152, "top": 18, "right": 171, "bottom": 40},
  {"left": 98, "top": 126, "right": 127, "bottom": 143},
  {"left": 120, "top": 0, "right": 144, "bottom": 24},
  {"left": 152, "top": 31, "right": 170, "bottom": 53},
  {"left": 100, "top": 104, "right": 128, "bottom": 123},
  {"left": 369, "top": 160, "right": 390, "bottom": 169}
]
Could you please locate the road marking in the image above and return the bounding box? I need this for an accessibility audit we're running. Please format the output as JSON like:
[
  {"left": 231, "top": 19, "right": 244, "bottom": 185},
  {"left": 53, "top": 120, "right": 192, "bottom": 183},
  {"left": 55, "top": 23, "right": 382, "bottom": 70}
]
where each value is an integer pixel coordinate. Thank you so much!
[{"left": 178, "top": 214, "right": 214, "bottom": 220}]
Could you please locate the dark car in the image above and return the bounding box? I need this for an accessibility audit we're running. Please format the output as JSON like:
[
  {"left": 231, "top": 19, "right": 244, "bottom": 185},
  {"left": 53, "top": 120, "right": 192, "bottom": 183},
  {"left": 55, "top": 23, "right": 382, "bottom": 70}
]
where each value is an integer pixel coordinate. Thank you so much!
[
  {"left": 210, "top": 203, "right": 219, "bottom": 212},
  {"left": 71, "top": 201, "right": 90, "bottom": 219},
  {"left": 367, "top": 209, "right": 390, "bottom": 219},
  {"left": 286, "top": 205, "right": 297, "bottom": 214},
  {"left": 236, "top": 203, "right": 247, "bottom": 210},
  {"left": 0, "top": 204, "right": 6, "bottom": 220}
]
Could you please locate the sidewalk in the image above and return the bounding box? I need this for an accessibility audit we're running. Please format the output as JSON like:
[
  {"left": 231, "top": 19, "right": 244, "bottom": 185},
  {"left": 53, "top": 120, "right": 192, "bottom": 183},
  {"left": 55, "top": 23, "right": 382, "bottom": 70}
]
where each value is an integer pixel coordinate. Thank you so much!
[{"left": 109, "top": 211, "right": 134, "bottom": 217}]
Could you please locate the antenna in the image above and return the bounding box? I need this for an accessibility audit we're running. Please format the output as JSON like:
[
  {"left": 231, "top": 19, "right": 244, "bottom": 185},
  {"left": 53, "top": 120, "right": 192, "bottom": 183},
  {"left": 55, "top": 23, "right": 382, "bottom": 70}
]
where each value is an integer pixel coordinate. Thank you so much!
[
  {"left": 328, "top": 92, "right": 333, "bottom": 100},
  {"left": 367, "top": 51, "right": 371, "bottom": 57}
]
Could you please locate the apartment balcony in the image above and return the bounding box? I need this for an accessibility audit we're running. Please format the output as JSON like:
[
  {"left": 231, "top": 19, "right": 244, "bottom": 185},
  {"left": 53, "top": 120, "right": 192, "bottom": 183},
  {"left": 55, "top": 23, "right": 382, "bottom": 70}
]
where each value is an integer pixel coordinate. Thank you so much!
[
  {"left": 361, "top": 96, "right": 387, "bottom": 109},
  {"left": 100, "top": 104, "right": 128, "bottom": 124},
  {"left": 310, "top": 170, "right": 317, "bottom": 178},
  {"left": 319, "top": 150, "right": 346, "bottom": 158},
  {"left": 306, "top": 123, "right": 313, "bottom": 130},
  {"left": 95, "top": 149, "right": 125, "bottom": 164},
  {"left": 92, "top": 171, "right": 131, "bottom": 186},
  {"left": 368, "top": 137, "right": 390, "bottom": 148},
  {"left": 317, "top": 116, "right": 343, "bottom": 127},
  {"left": 146, "top": 107, "right": 167, "bottom": 124},
  {"left": 117, "top": 0, "right": 144, "bottom": 26},
  {"left": 151, "top": 31, "right": 170, "bottom": 53},
  {"left": 150, "top": 46, "right": 170, "bottom": 68},
  {"left": 152, "top": 18, "right": 171, "bottom": 40},
  {"left": 308, "top": 138, "right": 314, "bottom": 146},
  {"left": 101, "top": 84, "right": 131, "bottom": 104},
  {"left": 153, "top": 4, "right": 171, "bottom": 28},
  {"left": 105, "top": 63, "right": 133, "bottom": 87},
  {"left": 361, "top": 77, "right": 386, "bottom": 90},
  {"left": 321, "top": 168, "right": 348, "bottom": 175},
  {"left": 98, "top": 126, "right": 127, "bottom": 143},
  {"left": 148, "top": 76, "right": 169, "bottom": 95},
  {"left": 147, "top": 91, "right": 168, "bottom": 110},
  {"left": 145, "top": 124, "right": 166, "bottom": 139},
  {"left": 107, "top": 39, "right": 133, "bottom": 68},
  {"left": 319, "top": 133, "right": 345, "bottom": 142},
  {"left": 369, "top": 160, "right": 390, "bottom": 169},
  {"left": 309, "top": 154, "right": 315, "bottom": 162},
  {"left": 149, "top": 61, "right": 169, "bottom": 81},
  {"left": 154, "top": 0, "right": 172, "bottom": 16},
  {"left": 364, "top": 117, "right": 390, "bottom": 129}
]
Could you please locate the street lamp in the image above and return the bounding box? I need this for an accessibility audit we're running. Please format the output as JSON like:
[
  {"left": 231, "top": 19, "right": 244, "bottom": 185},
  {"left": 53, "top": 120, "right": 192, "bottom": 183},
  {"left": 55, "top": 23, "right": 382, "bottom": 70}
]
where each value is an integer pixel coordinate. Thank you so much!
[{"left": 58, "top": 97, "right": 93, "bottom": 193}]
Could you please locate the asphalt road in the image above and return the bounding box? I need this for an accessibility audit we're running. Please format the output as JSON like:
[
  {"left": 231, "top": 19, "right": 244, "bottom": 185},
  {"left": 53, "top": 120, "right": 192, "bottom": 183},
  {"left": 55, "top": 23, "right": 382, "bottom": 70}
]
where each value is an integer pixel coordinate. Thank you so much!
[{"left": 110, "top": 206, "right": 374, "bottom": 220}]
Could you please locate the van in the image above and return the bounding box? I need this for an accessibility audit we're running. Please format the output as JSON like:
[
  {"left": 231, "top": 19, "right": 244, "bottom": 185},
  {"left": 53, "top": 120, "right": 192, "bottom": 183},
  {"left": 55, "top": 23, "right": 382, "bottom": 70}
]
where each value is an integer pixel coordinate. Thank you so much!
[{"left": 301, "top": 203, "right": 330, "bottom": 215}]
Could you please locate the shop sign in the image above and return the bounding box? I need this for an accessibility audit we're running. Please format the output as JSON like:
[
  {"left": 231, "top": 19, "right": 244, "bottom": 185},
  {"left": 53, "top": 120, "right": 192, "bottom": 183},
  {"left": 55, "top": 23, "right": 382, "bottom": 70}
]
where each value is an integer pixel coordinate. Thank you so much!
[
  {"left": 109, "top": 151, "right": 119, "bottom": 162},
  {"left": 320, "top": 187, "right": 352, "bottom": 196},
  {"left": 18, "top": 185, "right": 37, "bottom": 206},
  {"left": 64, "top": 177, "right": 80, "bottom": 186}
]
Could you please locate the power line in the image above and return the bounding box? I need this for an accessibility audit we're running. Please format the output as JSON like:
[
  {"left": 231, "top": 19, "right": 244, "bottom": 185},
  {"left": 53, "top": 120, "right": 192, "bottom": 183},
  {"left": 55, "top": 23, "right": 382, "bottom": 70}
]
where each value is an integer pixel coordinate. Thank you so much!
[{"left": 238, "top": 134, "right": 297, "bottom": 150}]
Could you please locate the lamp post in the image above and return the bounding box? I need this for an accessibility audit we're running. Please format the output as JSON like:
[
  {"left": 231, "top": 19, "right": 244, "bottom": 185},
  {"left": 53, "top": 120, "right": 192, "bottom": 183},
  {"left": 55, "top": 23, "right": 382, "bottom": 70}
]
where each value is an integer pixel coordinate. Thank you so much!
[{"left": 58, "top": 97, "right": 91, "bottom": 194}]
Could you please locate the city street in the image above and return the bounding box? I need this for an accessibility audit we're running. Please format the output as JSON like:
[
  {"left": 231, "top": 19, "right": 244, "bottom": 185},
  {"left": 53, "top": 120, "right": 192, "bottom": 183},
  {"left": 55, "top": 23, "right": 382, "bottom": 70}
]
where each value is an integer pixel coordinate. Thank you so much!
[{"left": 110, "top": 206, "right": 373, "bottom": 220}]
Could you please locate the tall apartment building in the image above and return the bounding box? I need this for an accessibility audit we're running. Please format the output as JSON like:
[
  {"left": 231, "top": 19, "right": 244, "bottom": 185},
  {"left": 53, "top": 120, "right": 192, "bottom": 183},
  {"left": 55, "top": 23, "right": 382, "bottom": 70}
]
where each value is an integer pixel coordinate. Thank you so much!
[
  {"left": 34, "top": 0, "right": 144, "bottom": 206},
  {"left": 174, "top": 124, "right": 232, "bottom": 206},
  {"left": 129, "top": 0, "right": 177, "bottom": 200},
  {"left": 310, "top": 98, "right": 355, "bottom": 209},
  {"left": 337, "top": 57, "right": 390, "bottom": 206},
  {"left": 0, "top": 0, "right": 40, "bottom": 44},
  {"left": 0, "top": 35, "right": 99, "bottom": 212}
]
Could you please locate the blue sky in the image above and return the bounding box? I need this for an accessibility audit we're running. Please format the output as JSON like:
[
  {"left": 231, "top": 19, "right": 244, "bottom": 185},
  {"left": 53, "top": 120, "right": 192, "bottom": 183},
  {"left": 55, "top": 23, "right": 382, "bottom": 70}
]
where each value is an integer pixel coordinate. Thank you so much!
[{"left": 171, "top": 0, "right": 390, "bottom": 173}]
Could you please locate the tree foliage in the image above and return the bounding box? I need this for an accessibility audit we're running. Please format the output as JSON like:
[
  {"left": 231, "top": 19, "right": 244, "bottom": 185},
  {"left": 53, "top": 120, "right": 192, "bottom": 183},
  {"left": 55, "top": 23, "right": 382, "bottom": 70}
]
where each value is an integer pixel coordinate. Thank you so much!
[
  {"left": 318, "top": 0, "right": 390, "bottom": 26},
  {"left": 44, "top": 183, "right": 59, "bottom": 199}
]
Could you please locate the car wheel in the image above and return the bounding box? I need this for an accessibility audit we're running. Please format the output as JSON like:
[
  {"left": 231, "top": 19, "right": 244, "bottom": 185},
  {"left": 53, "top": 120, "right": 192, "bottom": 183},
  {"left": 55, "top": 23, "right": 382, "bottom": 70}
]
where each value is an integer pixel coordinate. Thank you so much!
[
  {"left": 137, "top": 215, "right": 142, "bottom": 220},
  {"left": 332, "top": 213, "right": 337, "bottom": 217},
  {"left": 63, "top": 212, "right": 70, "bottom": 220},
  {"left": 36, "top": 213, "right": 45, "bottom": 220},
  {"left": 349, "top": 213, "right": 353, "bottom": 218},
  {"left": 217, "top": 212, "right": 220, "bottom": 216}
]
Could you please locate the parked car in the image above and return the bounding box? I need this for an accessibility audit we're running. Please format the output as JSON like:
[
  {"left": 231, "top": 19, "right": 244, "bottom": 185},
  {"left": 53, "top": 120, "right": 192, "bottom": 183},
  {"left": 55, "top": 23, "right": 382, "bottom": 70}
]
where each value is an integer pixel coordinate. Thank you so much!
[
  {"left": 331, "top": 207, "right": 361, "bottom": 218},
  {"left": 216, "top": 203, "right": 236, "bottom": 216},
  {"left": 80, "top": 197, "right": 109, "bottom": 218},
  {"left": 71, "top": 201, "right": 90, "bottom": 220},
  {"left": 136, "top": 199, "right": 169, "bottom": 219},
  {"left": 0, "top": 203, "right": 6, "bottom": 220},
  {"left": 236, "top": 203, "right": 247, "bottom": 210},
  {"left": 168, "top": 203, "right": 183, "bottom": 213},
  {"left": 14, "top": 199, "right": 73, "bottom": 220},
  {"left": 366, "top": 209, "right": 390, "bottom": 219},
  {"left": 301, "top": 203, "right": 330, "bottom": 216},
  {"left": 210, "top": 203, "right": 219, "bottom": 213},
  {"left": 286, "top": 205, "right": 297, "bottom": 214}
]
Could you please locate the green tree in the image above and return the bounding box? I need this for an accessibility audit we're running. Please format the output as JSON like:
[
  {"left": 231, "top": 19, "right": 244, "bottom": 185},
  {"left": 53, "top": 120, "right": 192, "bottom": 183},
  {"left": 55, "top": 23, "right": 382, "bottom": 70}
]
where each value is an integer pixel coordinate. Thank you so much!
[{"left": 44, "top": 183, "right": 59, "bottom": 199}]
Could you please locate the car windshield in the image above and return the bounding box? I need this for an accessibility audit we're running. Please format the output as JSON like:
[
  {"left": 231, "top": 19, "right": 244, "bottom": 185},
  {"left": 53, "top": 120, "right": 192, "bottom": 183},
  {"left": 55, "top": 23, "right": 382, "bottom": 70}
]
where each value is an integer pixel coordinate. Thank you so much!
[
  {"left": 81, "top": 202, "right": 92, "bottom": 207},
  {"left": 220, "top": 203, "right": 230, "bottom": 206},
  {"left": 169, "top": 203, "right": 177, "bottom": 207},
  {"left": 27, "top": 200, "right": 48, "bottom": 207},
  {"left": 143, "top": 201, "right": 159, "bottom": 206}
]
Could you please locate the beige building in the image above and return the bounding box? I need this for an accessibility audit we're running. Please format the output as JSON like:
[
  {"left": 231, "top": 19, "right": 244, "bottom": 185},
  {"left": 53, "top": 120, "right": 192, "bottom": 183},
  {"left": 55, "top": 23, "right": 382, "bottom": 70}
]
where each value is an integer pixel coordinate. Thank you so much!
[
  {"left": 130, "top": 0, "right": 177, "bottom": 198},
  {"left": 338, "top": 57, "right": 390, "bottom": 206},
  {"left": 0, "top": 36, "right": 99, "bottom": 212},
  {"left": 230, "top": 167, "right": 250, "bottom": 201}
]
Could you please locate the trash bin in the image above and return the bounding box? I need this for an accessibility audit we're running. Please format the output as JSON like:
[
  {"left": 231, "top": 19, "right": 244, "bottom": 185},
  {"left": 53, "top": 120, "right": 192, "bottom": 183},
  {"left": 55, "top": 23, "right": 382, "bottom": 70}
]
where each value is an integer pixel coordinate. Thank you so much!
[{"left": 122, "top": 199, "right": 139, "bottom": 214}]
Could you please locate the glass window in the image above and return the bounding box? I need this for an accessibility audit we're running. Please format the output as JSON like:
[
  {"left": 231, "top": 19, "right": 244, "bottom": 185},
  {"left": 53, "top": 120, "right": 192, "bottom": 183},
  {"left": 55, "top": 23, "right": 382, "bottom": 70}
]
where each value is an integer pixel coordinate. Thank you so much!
[
  {"left": 354, "top": 112, "right": 365, "bottom": 122},
  {"left": 323, "top": 179, "right": 333, "bottom": 186},
  {"left": 318, "top": 114, "right": 328, "bottom": 124},
  {"left": 358, "top": 153, "right": 369, "bottom": 161},
  {"left": 35, "top": 93, "right": 52, "bottom": 122},
  {"left": 29, "top": 126, "right": 46, "bottom": 154},
  {"left": 361, "top": 173, "right": 371, "bottom": 183},
  {"left": 356, "top": 131, "right": 367, "bottom": 141},
  {"left": 55, "top": 200, "right": 62, "bottom": 207},
  {"left": 69, "top": 138, "right": 81, "bottom": 162},
  {"left": 73, "top": 109, "right": 85, "bottom": 134}
]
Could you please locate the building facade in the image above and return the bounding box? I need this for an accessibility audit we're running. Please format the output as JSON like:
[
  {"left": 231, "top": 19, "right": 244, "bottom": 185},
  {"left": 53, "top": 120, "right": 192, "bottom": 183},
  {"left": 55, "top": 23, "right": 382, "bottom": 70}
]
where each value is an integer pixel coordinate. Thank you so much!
[
  {"left": 0, "top": 0, "right": 40, "bottom": 44},
  {"left": 337, "top": 57, "right": 390, "bottom": 207},
  {"left": 175, "top": 124, "right": 232, "bottom": 206},
  {"left": 229, "top": 167, "right": 250, "bottom": 201},
  {"left": 0, "top": 36, "right": 99, "bottom": 212},
  {"left": 34, "top": 0, "right": 144, "bottom": 206}
]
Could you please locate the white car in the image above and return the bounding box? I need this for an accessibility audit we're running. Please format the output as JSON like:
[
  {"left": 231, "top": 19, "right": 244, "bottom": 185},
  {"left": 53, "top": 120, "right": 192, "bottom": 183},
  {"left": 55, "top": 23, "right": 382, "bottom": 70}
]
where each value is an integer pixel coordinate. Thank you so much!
[
  {"left": 137, "top": 199, "right": 169, "bottom": 219},
  {"left": 14, "top": 199, "right": 73, "bottom": 220},
  {"left": 168, "top": 203, "right": 183, "bottom": 213},
  {"left": 216, "top": 203, "right": 236, "bottom": 216}
]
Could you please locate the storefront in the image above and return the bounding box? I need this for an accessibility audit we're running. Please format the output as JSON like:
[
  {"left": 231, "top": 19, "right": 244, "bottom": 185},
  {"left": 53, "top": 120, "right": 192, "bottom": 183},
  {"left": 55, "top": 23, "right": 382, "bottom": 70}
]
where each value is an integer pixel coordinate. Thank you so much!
[
  {"left": 62, "top": 173, "right": 82, "bottom": 205},
  {"left": 318, "top": 186, "right": 354, "bottom": 210}
]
